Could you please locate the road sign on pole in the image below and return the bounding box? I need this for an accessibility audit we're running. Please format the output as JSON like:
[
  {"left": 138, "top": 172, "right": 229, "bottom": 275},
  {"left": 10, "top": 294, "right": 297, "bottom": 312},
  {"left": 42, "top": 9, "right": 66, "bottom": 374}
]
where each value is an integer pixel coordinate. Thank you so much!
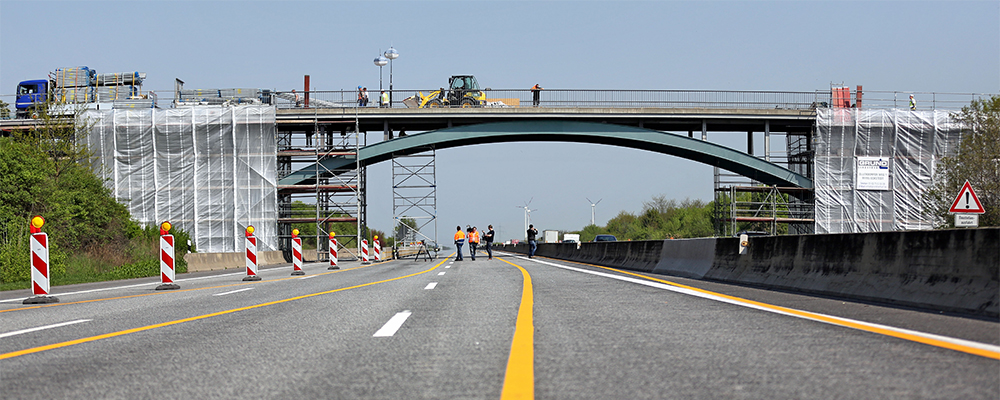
[{"left": 948, "top": 181, "right": 985, "bottom": 214}]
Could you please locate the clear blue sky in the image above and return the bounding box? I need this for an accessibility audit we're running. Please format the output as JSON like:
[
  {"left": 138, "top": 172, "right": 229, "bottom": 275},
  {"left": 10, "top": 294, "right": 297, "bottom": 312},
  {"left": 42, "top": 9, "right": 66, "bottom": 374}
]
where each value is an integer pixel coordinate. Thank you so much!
[{"left": 2, "top": 1, "right": 998, "bottom": 242}]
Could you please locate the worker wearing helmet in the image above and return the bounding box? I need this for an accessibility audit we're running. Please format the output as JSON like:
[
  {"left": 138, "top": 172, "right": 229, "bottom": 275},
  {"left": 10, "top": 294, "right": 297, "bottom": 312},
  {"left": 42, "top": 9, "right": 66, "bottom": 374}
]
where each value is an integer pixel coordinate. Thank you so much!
[
  {"left": 454, "top": 226, "right": 466, "bottom": 261},
  {"left": 909, "top": 94, "right": 916, "bottom": 110}
]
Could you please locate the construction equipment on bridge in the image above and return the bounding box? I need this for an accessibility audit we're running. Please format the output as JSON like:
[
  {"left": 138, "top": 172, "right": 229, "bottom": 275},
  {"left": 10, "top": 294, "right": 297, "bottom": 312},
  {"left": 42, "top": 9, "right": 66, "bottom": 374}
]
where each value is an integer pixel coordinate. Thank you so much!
[
  {"left": 15, "top": 66, "right": 154, "bottom": 118},
  {"left": 404, "top": 75, "right": 486, "bottom": 108}
]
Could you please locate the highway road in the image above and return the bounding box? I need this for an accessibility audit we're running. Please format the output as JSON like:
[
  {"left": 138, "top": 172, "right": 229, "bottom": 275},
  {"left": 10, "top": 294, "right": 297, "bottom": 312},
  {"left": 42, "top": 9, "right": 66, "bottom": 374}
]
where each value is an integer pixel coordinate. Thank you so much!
[{"left": 1, "top": 251, "right": 997, "bottom": 399}]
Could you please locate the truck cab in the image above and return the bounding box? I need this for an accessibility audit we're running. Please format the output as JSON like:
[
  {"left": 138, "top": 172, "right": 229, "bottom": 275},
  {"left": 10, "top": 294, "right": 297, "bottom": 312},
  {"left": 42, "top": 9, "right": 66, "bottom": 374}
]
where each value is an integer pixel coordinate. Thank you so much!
[{"left": 15, "top": 79, "right": 49, "bottom": 118}]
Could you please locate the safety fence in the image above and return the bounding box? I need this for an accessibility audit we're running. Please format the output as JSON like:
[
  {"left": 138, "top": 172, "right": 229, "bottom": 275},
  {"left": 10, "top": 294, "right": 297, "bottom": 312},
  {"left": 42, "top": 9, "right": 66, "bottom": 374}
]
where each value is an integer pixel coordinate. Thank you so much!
[{"left": 266, "top": 89, "right": 991, "bottom": 111}]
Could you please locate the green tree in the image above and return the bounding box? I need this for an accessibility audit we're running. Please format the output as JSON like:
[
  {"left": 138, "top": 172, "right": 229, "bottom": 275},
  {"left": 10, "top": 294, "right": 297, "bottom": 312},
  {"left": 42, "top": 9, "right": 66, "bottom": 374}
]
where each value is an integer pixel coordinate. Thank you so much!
[
  {"left": 925, "top": 95, "right": 1000, "bottom": 227},
  {"left": 1, "top": 105, "right": 191, "bottom": 287},
  {"left": 0, "top": 99, "right": 10, "bottom": 119}
]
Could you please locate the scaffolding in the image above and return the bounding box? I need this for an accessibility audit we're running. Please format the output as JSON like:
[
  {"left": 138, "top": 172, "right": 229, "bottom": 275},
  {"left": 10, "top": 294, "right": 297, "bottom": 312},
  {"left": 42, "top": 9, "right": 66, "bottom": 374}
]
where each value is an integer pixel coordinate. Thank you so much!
[
  {"left": 276, "top": 115, "right": 365, "bottom": 262},
  {"left": 391, "top": 146, "right": 439, "bottom": 258},
  {"left": 712, "top": 122, "right": 816, "bottom": 236},
  {"left": 713, "top": 185, "right": 815, "bottom": 236}
]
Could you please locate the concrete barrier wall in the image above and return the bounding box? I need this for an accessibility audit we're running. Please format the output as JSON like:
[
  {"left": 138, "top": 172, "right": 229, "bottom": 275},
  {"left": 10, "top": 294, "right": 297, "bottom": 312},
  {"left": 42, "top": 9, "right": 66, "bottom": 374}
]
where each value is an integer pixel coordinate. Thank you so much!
[
  {"left": 498, "top": 228, "right": 999, "bottom": 317},
  {"left": 185, "top": 251, "right": 289, "bottom": 272}
]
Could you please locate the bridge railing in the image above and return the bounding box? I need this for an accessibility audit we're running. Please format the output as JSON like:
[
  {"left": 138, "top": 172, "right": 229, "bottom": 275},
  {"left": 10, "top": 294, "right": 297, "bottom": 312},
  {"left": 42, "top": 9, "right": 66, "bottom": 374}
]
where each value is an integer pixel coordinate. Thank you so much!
[
  {"left": 2, "top": 89, "right": 992, "bottom": 118},
  {"left": 271, "top": 89, "right": 993, "bottom": 111}
]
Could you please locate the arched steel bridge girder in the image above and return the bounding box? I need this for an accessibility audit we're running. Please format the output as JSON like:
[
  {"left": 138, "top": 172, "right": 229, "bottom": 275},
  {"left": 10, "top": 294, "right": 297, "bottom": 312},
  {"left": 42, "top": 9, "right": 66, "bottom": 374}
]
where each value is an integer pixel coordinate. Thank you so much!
[{"left": 279, "top": 120, "right": 813, "bottom": 189}]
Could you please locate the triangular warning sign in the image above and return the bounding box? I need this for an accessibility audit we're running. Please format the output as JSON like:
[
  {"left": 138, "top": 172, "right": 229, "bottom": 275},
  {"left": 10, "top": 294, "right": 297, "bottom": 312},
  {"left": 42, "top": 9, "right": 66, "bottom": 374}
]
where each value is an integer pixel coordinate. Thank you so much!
[{"left": 949, "top": 181, "right": 985, "bottom": 214}]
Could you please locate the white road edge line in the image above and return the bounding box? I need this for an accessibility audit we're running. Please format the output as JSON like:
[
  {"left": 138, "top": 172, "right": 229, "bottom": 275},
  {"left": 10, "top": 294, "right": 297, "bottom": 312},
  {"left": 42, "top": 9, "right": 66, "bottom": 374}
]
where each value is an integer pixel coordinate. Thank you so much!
[
  {"left": 213, "top": 287, "right": 255, "bottom": 296},
  {"left": 0, "top": 263, "right": 339, "bottom": 303},
  {"left": 0, "top": 319, "right": 92, "bottom": 339},
  {"left": 0, "top": 271, "right": 247, "bottom": 303},
  {"left": 512, "top": 253, "right": 1000, "bottom": 354},
  {"left": 425, "top": 282, "right": 438, "bottom": 290},
  {"left": 373, "top": 311, "right": 412, "bottom": 337},
  {"left": 298, "top": 275, "right": 318, "bottom": 280}
]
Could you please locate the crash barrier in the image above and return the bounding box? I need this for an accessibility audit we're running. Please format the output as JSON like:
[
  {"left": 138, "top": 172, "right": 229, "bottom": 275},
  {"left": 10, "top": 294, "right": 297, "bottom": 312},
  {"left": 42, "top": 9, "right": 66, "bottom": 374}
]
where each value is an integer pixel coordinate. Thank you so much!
[
  {"left": 185, "top": 251, "right": 288, "bottom": 272},
  {"left": 503, "top": 228, "right": 999, "bottom": 318}
]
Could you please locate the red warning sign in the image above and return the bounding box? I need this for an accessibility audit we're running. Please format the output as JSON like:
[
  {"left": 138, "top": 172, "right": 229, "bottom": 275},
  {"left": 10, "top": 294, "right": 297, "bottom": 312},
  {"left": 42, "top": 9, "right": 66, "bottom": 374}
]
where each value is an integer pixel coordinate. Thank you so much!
[{"left": 948, "top": 181, "right": 985, "bottom": 214}]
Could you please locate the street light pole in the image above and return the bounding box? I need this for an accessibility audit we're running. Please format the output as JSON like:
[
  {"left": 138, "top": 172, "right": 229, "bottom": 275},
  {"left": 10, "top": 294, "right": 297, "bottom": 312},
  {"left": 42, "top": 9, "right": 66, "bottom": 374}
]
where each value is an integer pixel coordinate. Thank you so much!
[
  {"left": 384, "top": 47, "right": 399, "bottom": 106},
  {"left": 374, "top": 53, "right": 387, "bottom": 105}
]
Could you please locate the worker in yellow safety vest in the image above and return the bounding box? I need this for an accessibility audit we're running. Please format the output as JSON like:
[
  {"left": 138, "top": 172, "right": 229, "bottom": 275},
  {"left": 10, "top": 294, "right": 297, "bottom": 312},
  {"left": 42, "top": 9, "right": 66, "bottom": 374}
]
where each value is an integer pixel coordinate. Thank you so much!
[
  {"left": 468, "top": 227, "right": 481, "bottom": 261},
  {"left": 454, "top": 226, "right": 466, "bottom": 261}
]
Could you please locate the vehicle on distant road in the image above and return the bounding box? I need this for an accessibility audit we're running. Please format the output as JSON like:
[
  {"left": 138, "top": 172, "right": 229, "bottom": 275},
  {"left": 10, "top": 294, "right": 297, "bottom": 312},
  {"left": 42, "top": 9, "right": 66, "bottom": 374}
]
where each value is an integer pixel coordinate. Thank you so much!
[{"left": 593, "top": 234, "right": 617, "bottom": 242}]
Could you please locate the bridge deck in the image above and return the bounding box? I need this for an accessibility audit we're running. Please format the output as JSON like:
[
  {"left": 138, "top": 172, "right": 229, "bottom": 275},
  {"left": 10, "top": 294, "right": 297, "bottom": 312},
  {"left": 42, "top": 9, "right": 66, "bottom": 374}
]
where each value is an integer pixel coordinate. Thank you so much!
[{"left": 275, "top": 107, "right": 817, "bottom": 133}]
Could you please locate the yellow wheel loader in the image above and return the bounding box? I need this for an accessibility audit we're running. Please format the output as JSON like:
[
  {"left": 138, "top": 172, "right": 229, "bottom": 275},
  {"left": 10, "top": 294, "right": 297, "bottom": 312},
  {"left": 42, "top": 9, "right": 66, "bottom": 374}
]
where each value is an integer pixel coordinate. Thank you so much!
[{"left": 404, "top": 75, "right": 486, "bottom": 108}]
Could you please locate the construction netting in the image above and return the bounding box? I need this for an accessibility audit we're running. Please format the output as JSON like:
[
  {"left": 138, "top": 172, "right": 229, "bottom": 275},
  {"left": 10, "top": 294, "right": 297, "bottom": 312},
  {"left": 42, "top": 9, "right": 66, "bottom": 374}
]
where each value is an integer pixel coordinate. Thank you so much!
[
  {"left": 814, "top": 108, "right": 964, "bottom": 233},
  {"left": 79, "top": 105, "right": 278, "bottom": 253}
]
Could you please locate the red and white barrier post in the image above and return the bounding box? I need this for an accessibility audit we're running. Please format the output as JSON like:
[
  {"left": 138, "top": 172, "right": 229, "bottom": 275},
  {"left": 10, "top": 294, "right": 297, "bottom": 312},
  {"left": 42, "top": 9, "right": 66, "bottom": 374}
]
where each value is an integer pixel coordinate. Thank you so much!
[
  {"left": 244, "top": 225, "right": 261, "bottom": 281},
  {"left": 291, "top": 228, "right": 305, "bottom": 276},
  {"left": 24, "top": 216, "right": 58, "bottom": 304},
  {"left": 361, "top": 238, "right": 370, "bottom": 264},
  {"left": 156, "top": 221, "right": 180, "bottom": 290},
  {"left": 373, "top": 235, "right": 382, "bottom": 262},
  {"left": 328, "top": 232, "right": 339, "bottom": 270}
]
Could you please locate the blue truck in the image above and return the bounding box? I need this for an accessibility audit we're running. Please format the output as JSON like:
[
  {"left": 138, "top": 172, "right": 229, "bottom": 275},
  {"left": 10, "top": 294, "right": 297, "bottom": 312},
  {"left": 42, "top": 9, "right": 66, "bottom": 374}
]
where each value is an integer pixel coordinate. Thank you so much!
[{"left": 15, "top": 67, "right": 150, "bottom": 119}]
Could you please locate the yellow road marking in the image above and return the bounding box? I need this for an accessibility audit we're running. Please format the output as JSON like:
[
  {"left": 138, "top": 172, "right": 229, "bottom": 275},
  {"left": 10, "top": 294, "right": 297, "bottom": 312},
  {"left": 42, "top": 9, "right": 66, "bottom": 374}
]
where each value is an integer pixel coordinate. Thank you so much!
[
  {"left": 0, "top": 258, "right": 427, "bottom": 360},
  {"left": 0, "top": 263, "right": 377, "bottom": 313},
  {"left": 538, "top": 256, "right": 1000, "bottom": 361},
  {"left": 499, "top": 257, "right": 534, "bottom": 400}
]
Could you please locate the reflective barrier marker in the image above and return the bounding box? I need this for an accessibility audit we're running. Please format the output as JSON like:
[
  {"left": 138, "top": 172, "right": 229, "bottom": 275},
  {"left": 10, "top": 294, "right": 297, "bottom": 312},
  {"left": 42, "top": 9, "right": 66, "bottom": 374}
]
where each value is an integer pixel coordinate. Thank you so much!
[
  {"left": 373, "top": 235, "right": 382, "bottom": 262},
  {"left": 156, "top": 221, "right": 180, "bottom": 290},
  {"left": 244, "top": 225, "right": 261, "bottom": 281},
  {"left": 24, "top": 216, "right": 58, "bottom": 304},
  {"left": 291, "top": 229, "right": 305, "bottom": 276},
  {"left": 328, "top": 232, "right": 339, "bottom": 270},
  {"left": 361, "top": 239, "right": 370, "bottom": 264}
]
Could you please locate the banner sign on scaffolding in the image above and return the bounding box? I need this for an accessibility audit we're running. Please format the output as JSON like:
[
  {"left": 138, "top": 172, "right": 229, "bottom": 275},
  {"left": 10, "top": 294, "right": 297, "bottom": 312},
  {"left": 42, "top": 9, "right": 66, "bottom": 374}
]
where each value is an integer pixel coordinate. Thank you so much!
[{"left": 856, "top": 157, "right": 891, "bottom": 191}]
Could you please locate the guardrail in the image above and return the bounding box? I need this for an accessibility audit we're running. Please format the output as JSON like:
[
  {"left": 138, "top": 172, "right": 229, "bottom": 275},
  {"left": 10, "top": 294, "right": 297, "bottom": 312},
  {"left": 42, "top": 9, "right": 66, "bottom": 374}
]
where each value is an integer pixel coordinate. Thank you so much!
[
  {"left": 267, "top": 89, "right": 997, "bottom": 111},
  {"left": 1, "top": 89, "right": 994, "bottom": 118}
]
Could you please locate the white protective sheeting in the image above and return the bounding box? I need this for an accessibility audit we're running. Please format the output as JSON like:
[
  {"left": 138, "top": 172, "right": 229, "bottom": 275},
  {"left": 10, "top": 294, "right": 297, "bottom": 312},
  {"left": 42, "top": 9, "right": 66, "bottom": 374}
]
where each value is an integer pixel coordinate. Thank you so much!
[
  {"left": 814, "top": 108, "right": 964, "bottom": 234},
  {"left": 80, "top": 106, "right": 277, "bottom": 252}
]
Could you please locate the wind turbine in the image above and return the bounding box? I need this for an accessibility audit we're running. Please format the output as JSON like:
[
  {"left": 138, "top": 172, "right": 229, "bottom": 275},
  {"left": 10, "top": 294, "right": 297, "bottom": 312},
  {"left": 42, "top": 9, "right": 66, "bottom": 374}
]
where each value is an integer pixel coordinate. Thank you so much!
[
  {"left": 587, "top": 197, "right": 603, "bottom": 226},
  {"left": 516, "top": 198, "right": 536, "bottom": 240}
]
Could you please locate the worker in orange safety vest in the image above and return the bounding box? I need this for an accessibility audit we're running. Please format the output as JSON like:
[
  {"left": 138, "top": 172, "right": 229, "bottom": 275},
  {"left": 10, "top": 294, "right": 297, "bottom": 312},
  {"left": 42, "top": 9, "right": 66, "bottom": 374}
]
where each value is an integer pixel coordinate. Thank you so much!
[
  {"left": 454, "top": 226, "right": 466, "bottom": 261},
  {"left": 468, "top": 227, "right": 481, "bottom": 261}
]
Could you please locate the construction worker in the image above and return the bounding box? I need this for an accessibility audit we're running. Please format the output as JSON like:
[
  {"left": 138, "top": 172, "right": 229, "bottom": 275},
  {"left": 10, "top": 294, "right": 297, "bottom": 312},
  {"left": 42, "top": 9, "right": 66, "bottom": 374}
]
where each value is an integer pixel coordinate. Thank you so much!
[
  {"left": 468, "top": 226, "right": 481, "bottom": 261},
  {"left": 454, "top": 226, "right": 466, "bottom": 261},
  {"left": 381, "top": 90, "right": 389, "bottom": 108},
  {"left": 485, "top": 225, "right": 495, "bottom": 260},
  {"left": 909, "top": 94, "right": 916, "bottom": 110},
  {"left": 531, "top": 84, "right": 543, "bottom": 107}
]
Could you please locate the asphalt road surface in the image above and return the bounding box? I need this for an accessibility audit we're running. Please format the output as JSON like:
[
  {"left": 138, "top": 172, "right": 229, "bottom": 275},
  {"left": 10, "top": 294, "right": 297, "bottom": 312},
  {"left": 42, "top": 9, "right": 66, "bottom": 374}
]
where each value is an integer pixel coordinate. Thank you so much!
[{"left": 1, "top": 251, "right": 997, "bottom": 399}]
